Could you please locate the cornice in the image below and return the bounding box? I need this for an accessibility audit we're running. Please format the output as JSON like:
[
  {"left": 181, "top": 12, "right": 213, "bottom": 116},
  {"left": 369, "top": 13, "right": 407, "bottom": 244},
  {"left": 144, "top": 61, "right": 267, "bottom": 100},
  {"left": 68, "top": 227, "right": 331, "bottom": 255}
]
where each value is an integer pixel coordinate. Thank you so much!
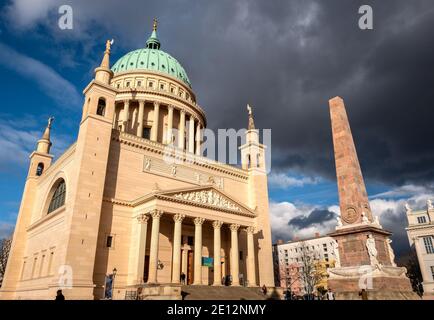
[{"left": 113, "top": 130, "right": 248, "bottom": 179}]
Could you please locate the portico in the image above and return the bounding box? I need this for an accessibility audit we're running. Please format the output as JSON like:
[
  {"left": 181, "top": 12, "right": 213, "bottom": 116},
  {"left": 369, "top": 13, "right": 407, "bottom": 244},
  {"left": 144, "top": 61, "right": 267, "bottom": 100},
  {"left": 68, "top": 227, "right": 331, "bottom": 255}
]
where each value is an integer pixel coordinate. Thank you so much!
[{"left": 127, "top": 186, "right": 257, "bottom": 288}]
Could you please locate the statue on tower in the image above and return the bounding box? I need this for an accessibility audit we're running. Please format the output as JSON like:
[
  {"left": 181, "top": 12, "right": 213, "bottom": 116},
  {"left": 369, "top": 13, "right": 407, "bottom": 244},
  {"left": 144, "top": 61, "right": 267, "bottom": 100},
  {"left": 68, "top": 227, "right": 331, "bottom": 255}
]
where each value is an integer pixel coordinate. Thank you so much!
[
  {"left": 105, "top": 39, "right": 114, "bottom": 54},
  {"left": 247, "top": 104, "right": 255, "bottom": 130},
  {"left": 47, "top": 116, "right": 54, "bottom": 128},
  {"left": 153, "top": 18, "right": 158, "bottom": 31}
]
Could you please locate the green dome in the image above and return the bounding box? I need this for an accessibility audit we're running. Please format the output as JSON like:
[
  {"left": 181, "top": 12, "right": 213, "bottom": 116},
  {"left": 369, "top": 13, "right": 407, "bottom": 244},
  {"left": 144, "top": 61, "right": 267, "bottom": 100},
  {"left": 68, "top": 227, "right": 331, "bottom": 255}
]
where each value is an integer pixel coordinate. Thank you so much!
[{"left": 111, "top": 23, "right": 191, "bottom": 88}]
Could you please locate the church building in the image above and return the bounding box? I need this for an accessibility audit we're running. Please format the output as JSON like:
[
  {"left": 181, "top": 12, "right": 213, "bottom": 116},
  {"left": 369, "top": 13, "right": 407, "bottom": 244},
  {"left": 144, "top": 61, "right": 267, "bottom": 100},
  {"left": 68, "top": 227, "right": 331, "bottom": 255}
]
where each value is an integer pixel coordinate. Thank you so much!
[{"left": 0, "top": 21, "right": 274, "bottom": 299}]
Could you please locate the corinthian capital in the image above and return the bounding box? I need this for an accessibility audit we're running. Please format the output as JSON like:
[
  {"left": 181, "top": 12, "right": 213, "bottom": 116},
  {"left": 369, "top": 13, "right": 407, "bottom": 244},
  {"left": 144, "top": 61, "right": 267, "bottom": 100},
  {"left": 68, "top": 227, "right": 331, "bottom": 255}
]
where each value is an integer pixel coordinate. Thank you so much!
[
  {"left": 173, "top": 214, "right": 186, "bottom": 223},
  {"left": 245, "top": 226, "right": 255, "bottom": 234},
  {"left": 150, "top": 209, "right": 163, "bottom": 219},
  {"left": 137, "top": 213, "right": 149, "bottom": 224},
  {"left": 212, "top": 221, "right": 223, "bottom": 229},
  {"left": 229, "top": 224, "right": 240, "bottom": 232},
  {"left": 194, "top": 217, "right": 205, "bottom": 226}
]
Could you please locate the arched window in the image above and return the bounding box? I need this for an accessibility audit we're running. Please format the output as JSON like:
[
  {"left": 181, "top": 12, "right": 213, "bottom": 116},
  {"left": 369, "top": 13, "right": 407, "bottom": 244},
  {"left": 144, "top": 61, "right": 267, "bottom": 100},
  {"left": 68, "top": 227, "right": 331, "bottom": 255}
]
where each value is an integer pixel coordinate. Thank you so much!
[
  {"left": 47, "top": 179, "right": 66, "bottom": 214},
  {"left": 36, "top": 163, "right": 44, "bottom": 176},
  {"left": 97, "top": 98, "right": 106, "bottom": 116}
]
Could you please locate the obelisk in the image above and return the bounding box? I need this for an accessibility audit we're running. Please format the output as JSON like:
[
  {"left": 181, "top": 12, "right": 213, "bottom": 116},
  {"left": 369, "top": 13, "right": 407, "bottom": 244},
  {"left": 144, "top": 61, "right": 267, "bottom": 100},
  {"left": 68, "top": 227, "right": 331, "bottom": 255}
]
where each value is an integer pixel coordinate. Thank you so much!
[
  {"left": 329, "top": 96, "right": 373, "bottom": 224},
  {"left": 327, "top": 97, "right": 417, "bottom": 300}
]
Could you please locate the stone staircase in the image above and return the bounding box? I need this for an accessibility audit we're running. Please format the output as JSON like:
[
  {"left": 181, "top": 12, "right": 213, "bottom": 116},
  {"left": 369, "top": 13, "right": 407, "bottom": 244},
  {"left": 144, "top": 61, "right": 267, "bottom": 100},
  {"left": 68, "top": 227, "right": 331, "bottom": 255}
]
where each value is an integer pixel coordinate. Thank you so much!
[{"left": 180, "top": 285, "right": 276, "bottom": 300}]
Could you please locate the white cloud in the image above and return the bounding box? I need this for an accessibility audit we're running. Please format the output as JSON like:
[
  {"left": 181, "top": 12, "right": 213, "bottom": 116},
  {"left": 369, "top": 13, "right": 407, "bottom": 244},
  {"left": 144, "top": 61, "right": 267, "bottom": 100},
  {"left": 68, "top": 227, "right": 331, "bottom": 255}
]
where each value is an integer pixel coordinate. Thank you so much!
[
  {"left": 268, "top": 172, "right": 320, "bottom": 188},
  {"left": 270, "top": 201, "right": 337, "bottom": 243},
  {"left": 0, "top": 42, "right": 81, "bottom": 108},
  {"left": 4, "top": 0, "right": 59, "bottom": 29},
  {"left": 371, "top": 184, "right": 432, "bottom": 199},
  {"left": 0, "top": 223, "right": 14, "bottom": 239},
  {"left": 0, "top": 118, "right": 73, "bottom": 170},
  {"left": 269, "top": 188, "right": 433, "bottom": 256}
]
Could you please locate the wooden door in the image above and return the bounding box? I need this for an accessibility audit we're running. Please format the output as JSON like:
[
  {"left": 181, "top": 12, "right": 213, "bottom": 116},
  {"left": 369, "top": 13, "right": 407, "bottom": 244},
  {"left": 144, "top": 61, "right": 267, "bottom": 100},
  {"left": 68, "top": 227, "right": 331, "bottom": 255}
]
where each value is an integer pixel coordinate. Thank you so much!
[
  {"left": 187, "top": 250, "right": 194, "bottom": 285},
  {"left": 143, "top": 255, "right": 150, "bottom": 283}
]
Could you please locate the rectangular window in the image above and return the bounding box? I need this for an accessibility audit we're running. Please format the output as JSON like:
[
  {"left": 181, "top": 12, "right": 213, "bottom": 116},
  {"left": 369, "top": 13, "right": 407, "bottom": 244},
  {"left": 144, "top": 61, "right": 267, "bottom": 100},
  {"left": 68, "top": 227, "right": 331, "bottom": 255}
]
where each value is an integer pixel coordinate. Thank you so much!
[
  {"left": 39, "top": 254, "right": 46, "bottom": 277},
  {"left": 149, "top": 82, "right": 153, "bottom": 88},
  {"left": 160, "top": 84, "right": 164, "bottom": 90},
  {"left": 126, "top": 82, "right": 130, "bottom": 87},
  {"left": 137, "top": 81, "right": 142, "bottom": 87},
  {"left": 418, "top": 216, "right": 427, "bottom": 224},
  {"left": 21, "top": 261, "right": 26, "bottom": 280},
  {"left": 239, "top": 251, "right": 243, "bottom": 261},
  {"left": 187, "top": 236, "right": 194, "bottom": 246},
  {"left": 423, "top": 237, "right": 434, "bottom": 254},
  {"left": 143, "top": 127, "right": 151, "bottom": 140},
  {"left": 47, "top": 252, "right": 54, "bottom": 276},
  {"left": 106, "top": 235, "right": 113, "bottom": 248},
  {"left": 431, "top": 266, "right": 434, "bottom": 280},
  {"left": 31, "top": 257, "right": 38, "bottom": 279}
]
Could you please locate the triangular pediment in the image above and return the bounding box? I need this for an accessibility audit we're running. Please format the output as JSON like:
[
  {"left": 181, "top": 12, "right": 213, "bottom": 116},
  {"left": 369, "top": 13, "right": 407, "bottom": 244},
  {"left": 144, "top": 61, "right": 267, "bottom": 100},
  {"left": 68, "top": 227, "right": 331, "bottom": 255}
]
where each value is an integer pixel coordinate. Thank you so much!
[{"left": 155, "top": 185, "right": 255, "bottom": 215}]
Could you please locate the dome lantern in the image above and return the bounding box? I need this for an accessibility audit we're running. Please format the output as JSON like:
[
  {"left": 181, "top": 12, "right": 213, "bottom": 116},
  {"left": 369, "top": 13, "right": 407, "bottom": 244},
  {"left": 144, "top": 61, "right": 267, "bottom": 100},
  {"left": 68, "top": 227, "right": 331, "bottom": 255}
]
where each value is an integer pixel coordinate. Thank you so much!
[{"left": 146, "top": 18, "right": 161, "bottom": 50}]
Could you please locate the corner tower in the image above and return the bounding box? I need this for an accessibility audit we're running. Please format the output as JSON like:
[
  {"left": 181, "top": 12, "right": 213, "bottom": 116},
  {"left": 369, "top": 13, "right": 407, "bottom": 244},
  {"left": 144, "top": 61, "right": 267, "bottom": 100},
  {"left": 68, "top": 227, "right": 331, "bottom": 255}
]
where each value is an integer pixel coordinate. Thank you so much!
[
  {"left": 239, "top": 105, "right": 274, "bottom": 287},
  {"left": 62, "top": 40, "right": 117, "bottom": 299},
  {"left": 0, "top": 119, "right": 54, "bottom": 299}
]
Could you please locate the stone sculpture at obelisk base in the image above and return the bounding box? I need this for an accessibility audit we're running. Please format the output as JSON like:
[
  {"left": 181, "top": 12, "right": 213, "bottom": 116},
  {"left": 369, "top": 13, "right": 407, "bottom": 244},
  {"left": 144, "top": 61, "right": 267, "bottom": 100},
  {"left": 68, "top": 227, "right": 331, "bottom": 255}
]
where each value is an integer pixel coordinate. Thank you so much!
[{"left": 326, "top": 96, "right": 417, "bottom": 299}]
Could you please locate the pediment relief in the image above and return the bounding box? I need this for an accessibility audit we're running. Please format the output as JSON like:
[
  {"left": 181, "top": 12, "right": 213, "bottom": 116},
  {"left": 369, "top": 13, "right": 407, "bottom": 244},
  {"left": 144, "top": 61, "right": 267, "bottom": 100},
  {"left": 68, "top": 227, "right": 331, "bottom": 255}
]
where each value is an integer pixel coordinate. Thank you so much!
[
  {"left": 173, "top": 189, "right": 242, "bottom": 212},
  {"left": 157, "top": 187, "right": 254, "bottom": 215}
]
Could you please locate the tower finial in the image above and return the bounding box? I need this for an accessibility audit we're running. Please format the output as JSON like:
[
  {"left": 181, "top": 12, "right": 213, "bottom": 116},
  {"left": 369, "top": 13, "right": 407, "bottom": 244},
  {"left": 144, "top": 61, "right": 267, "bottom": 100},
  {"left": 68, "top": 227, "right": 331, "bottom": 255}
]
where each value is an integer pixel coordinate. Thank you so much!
[
  {"left": 37, "top": 116, "right": 54, "bottom": 154},
  {"left": 146, "top": 18, "right": 161, "bottom": 50},
  {"left": 247, "top": 104, "right": 256, "bottom": 130},
  {"left": 153, "top": 18, "right": 158, "bottom": 31}
]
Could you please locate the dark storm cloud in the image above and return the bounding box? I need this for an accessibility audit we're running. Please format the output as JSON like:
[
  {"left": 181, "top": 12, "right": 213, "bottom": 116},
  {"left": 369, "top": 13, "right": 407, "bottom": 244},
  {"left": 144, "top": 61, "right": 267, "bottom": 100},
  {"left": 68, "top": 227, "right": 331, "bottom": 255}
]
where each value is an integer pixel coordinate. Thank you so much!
[
  {"left": 289, "top": 209, "right": 337, "bottom": 229},
  {"left": 6, "top": 0, "right": 434, "bottom": 185}
]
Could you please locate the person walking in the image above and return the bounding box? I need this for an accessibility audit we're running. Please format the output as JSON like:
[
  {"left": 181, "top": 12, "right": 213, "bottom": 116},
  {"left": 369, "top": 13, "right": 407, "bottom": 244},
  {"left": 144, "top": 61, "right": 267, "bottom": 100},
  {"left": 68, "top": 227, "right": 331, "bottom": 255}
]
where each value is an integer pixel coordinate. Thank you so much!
[
  {"left": 359, "top": 288, "right": 368, "bottom": 300},
  {"left": 55, "top": 289, "right": 65, "bottom": 301},
  {"left": 326, "top": 288, "right": 335, "bottom": 300},
  {"left": 261, "top": 284, "right": 268, "bottom": 296}
]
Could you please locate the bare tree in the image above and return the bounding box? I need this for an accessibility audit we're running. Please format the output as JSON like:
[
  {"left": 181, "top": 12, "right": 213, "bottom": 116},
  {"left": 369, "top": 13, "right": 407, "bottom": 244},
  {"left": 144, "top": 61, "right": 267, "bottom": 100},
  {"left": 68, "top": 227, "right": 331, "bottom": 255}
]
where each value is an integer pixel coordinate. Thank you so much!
[
  {"left": 0, "top": 238, "right": 12, "bottom": 287},
  {"left": 297, "top": 241, "right": 323, "bottom": 298},
  {"left": 398, "top": 246, "right": 423, "bottom": 297}
]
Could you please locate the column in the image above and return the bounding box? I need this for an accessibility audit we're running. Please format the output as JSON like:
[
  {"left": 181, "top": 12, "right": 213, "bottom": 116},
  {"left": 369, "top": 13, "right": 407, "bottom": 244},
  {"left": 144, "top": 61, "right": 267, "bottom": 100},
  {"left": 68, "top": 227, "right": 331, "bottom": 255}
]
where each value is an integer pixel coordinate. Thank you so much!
[
  {"left": 133, "top": 214, "right": 149, "bottom": 284},
  {"left": 195, "top": 121, "right": 201, "bottom": 156},
  {"left": 122, "top": 100, "right": 130, "bottom": 132},
  {"left": 178, "top": 109, "right": 186, "bottom": 149},
  {"left": 193, "top": 217, "right": 205, "bottom": 285},
  {"left": 213, "top": 221, "right": 223, "bottom": 286},
  {"left": 171, "top": 214, "right": 185, "bottom": 283},
  {"left": 167, "top": 105, "right": 174, "bottom": 145},
  {"left": 230, "top": 224, "right": 240, "bottom": 286},
  {"left": 414, "top": 237, "right": 430, "bottom": 283},
  {"left": 151, "top": 101, "right": 160, "bottom": 141},
  {"left": 181, "top": 248, "right": 188, "bottom": 283},
  {"left": 188, "top": 115, "right": 195, "bottom": 153},
  {"left": 137, "top": 100, "right": 145, "bottom": 137},
  {"left": 147, "top": 210, "right": 163, "bottom": 283},
  {"left": 246, "top": 226, "right": 256, "bottom": 287}
]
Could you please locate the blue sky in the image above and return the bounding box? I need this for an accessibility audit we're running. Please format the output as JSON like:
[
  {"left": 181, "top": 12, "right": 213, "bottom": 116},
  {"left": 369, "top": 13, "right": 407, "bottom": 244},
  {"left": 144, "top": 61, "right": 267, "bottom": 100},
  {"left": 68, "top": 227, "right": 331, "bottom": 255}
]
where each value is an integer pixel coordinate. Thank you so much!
[{"left": 0, "top": 0, "right": 433, "bottom": 258}]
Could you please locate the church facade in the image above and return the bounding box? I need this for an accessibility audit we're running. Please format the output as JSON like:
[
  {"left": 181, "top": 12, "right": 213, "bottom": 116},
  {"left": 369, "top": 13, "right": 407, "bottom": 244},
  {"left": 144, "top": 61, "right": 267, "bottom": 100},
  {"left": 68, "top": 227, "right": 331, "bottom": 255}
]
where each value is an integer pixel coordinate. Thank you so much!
[{"left": 0, "top": 22, "right": 274, "bottom": 300}]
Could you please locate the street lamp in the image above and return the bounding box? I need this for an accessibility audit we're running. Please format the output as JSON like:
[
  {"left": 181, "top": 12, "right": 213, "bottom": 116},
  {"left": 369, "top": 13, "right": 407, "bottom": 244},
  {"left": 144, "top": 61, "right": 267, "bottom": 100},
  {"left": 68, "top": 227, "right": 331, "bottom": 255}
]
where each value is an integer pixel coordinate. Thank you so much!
[{"left": 112, "top": 268, "right": 117, "bottom": 300}]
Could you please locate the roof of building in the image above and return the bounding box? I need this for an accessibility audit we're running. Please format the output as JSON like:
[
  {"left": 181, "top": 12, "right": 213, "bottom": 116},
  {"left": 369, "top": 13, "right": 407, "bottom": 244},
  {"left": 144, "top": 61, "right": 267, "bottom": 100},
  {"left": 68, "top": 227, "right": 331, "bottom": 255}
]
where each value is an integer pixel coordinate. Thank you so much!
[{"left": 111, "top": 21, "right": 192, "bottom": 88}]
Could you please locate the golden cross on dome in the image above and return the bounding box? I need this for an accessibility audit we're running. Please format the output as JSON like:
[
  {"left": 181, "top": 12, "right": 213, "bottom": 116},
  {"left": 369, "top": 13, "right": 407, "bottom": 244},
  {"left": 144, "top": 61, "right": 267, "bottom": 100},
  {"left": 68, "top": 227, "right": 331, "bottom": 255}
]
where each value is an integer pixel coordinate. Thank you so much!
[{"left": 153, "top": 18, "right": 158, "bottom": 31}]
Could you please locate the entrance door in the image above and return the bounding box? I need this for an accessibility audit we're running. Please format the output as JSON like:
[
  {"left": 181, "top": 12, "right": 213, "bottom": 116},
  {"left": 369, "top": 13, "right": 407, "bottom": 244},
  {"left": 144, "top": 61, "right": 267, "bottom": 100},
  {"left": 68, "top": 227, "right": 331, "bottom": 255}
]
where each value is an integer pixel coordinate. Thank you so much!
[
  {"left": 143, "top": 255, "right": 150, "bottom": 283},
  {"left": 187, "top": 250, "right": 194, "bottom": 285}
]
